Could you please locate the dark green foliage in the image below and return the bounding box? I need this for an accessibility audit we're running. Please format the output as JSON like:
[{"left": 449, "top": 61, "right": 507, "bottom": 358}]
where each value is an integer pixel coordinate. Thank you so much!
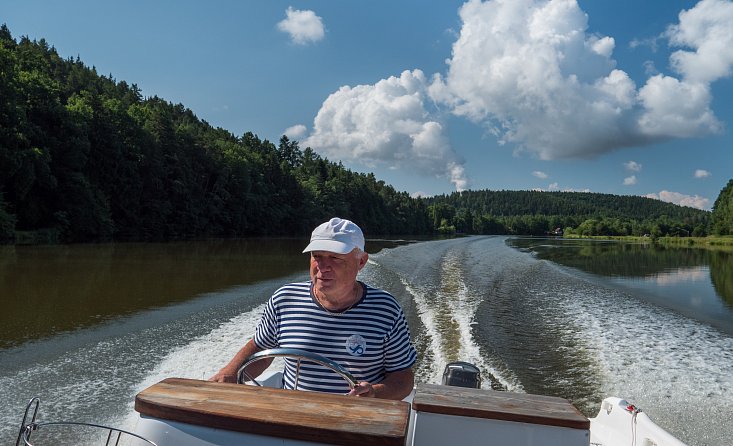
[
  {"left": 711, "top": 179, "right": 733, "bottom": 236},
  {"left": 424, "top": 189, "right": 711, "bottom": 237}
]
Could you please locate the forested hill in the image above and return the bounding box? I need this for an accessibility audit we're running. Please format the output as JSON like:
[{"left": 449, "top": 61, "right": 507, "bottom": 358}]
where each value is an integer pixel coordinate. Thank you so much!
[
  {"left": 0, "top": 26, "right": 728, "bottom": 244},
  {"left": 429, "top": 189, "right": 708, "bottom": 220},
  {"left": 425, "top": 190, "right": 710, "bottom": 236}
]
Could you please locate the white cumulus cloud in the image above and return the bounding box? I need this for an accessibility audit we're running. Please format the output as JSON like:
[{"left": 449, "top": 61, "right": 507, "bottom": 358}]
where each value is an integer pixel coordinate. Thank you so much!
[
  {"left": 532, "top": 171, "right": 549, "bottom": 179},
  {"left": 645, "top": 190, "right": 710, "bottom": 210},
  {"left": 277, "top": 7, "right": 325, "bottom": 45},
  {"left": 637, "top": 74, "right": 722, "bottom": 137},
  {"left": 694, "top": 169, "right": 711, "bottom": 178},
  {"left": 284, "top": 124, "right": 308, "bottom": 139},
  {"left": 302, "top": 0, "right": 732, "bottom": 193},
  {"left": 625, "top": 161, "right": 642, "bottom": 172},
  {"left": 428, "top": 0, "right": 730, "bottom": 160},
  {"left": 665, "top": 0, "right": 733, "bottom": 83},
  {"left": 304, "top": 70, "right": 469, "bottom": 191},
  {"left": 623, "top": 175, "right": 637, "bottom": 186}
]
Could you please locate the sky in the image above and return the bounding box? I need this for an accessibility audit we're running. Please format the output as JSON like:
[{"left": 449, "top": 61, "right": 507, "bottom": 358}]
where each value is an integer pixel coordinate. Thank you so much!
[{"left": 2, "top": 0, "right": 732, "bottom": 210}]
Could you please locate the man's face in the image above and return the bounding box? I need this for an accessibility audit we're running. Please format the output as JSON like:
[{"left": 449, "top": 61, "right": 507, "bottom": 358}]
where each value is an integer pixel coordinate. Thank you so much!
[{"left": 309, "top": 249, "right": 367, "bottom": 299}]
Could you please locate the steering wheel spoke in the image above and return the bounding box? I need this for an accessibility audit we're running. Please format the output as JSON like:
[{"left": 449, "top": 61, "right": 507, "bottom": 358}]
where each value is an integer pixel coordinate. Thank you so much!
[{"left": 236, "top": 348, "right": 358, "bottom": 390}]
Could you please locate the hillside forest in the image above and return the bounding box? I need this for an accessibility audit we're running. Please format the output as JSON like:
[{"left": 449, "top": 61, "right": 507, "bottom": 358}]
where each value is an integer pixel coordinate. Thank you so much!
[{"left": 1, "top": 26, "right": 732, "bottom": 244}]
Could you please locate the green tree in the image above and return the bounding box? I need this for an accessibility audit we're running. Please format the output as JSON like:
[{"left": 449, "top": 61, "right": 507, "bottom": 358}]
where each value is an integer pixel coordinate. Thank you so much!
[{"left": 711, "top": 179, "right": 733, "bottom": 235}]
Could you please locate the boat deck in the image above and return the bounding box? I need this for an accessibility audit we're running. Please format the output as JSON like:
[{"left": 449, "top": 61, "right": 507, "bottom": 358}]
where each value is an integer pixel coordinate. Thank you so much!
[
  {"left": 412, "top": 383, "right": 589, "bottom": 429},
  {"left": 135, "top": 377, "right": 410, "bottom": 446},
  {"left": 136, "top": 378, "right": 590, "bottom": 446}
]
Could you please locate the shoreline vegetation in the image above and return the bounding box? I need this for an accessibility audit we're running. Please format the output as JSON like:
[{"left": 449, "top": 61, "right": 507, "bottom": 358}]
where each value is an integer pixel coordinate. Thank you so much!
[{"left": 563, "top": 234, "right": 733, "bottom": 251}]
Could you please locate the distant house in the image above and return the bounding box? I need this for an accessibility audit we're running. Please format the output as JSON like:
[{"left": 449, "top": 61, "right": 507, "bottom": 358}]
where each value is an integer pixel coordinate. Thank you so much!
[{"left": 545, "top": 227, "right": 563, "bottom": 236}]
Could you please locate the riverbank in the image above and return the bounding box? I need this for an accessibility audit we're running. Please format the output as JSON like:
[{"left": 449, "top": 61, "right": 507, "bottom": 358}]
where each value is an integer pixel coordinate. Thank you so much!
[{"left": 564, "top": 234, "right": 733, "bottom": 251}]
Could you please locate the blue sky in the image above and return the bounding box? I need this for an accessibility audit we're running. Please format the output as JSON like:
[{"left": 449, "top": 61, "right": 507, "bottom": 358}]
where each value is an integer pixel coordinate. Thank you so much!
[{"left": 2, "top": 0, "right": 732, "bottom": 210}]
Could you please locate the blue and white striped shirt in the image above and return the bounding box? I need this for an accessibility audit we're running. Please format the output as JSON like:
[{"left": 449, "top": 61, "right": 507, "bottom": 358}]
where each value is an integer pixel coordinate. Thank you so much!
[{"left": 253, "top": 281, "right": 417, "bottom": 393}]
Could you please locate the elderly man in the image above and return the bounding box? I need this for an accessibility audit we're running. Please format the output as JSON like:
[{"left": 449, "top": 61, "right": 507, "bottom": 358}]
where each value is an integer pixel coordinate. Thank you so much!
[{"left": 210, "top": 217, "right": 416, "bottom": 400}]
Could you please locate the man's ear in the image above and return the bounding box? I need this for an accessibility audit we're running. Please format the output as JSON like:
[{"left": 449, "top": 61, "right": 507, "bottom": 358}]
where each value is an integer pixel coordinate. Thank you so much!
[{"left": 358, "top": 252, "right": 369, "bottom": 270}]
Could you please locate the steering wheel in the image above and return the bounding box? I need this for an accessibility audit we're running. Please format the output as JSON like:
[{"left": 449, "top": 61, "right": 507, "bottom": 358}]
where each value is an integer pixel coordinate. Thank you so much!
[{"left": 237, "top": 348, "right": 358, "bottom": 390}]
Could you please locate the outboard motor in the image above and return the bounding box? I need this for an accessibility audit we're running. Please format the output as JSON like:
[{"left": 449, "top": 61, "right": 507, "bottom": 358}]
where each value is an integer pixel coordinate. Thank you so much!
[{"left": 442, "top": 361, "right": 481, "bottom": 389}]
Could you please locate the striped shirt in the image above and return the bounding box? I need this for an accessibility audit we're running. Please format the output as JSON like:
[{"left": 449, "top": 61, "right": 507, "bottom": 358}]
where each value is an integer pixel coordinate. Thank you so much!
[{"left": 253, "top": 281, "right": 417, "bottom": 394}]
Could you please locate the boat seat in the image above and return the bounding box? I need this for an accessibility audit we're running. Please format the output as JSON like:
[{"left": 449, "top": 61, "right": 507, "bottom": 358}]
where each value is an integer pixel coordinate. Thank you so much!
[
  {"left": 135, "top": 377, "right": 410, "bottom": 446},
  {"left": 409, "top": 383, "right": 590, "bottom": 446},
  {"left": 412, "top": 383, "right": 589, "bottom": 429}
]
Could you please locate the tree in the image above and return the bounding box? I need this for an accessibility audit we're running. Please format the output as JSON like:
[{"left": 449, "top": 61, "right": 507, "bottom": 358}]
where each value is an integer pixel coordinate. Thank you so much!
[
  {"left": 711, "top": 179, "right": 733, "bottom": 236},
  {"left": 0, "top": 193, "right": 15, "bottom": 241}
]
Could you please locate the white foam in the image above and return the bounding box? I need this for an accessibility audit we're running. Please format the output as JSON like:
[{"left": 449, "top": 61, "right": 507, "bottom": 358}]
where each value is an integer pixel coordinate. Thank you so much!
[
  {"left": 400, "top": 279, "right": 448, "bottom": 382},
  {"left": 391, "top": 249, "right": 520, "bottom": 391},
  {"left": 437, "top": 250, "right": 520, "bottom": 391},
  {"left": 552, "top": 278, "right": 733, "bottom": 443},
  {"left": 116, "top": 304, "right": 270, "bottom": 431}
]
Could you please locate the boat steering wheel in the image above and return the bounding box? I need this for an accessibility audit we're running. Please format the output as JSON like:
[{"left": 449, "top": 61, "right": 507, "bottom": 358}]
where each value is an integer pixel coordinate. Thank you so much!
[{"left": 237, "top": 348, "right": 358, "bottom": 390}]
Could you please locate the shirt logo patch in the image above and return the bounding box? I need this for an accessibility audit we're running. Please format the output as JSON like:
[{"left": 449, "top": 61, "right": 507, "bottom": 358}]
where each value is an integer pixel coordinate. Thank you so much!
[{"left": 345, "top": 334, "right": 366, "bottom": 356}]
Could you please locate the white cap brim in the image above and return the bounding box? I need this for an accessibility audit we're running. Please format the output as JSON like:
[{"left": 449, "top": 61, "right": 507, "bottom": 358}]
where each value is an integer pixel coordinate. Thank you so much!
[{"left": 302, "top": 239, "right": 355, "bottom": 254}]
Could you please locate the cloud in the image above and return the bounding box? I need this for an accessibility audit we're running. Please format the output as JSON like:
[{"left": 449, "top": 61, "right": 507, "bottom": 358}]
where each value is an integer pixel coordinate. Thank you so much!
[
  {"left": 284, "top": 124, "right": 308, "bottom": 139},
  {"left": 645, "top": 190, "right": 710, "bottom": 210},
  {"left": 623, "top": 175, "right": 637, "bottom": 186},
  {"left": 694, "top": 169, "right": 711, "bottom": 178},
  {"left": 624, "top": 160, "right": 642, "bottom": 172},
  {"left": 533, "top": 183, "right": 587, "bottom": 192},
  {"left": 665, "top": 0, "right": 733, "bottom": 83},
  {"left": 304, "top": 70, "right": 469, "bottom": 191},
  {"left": 411, "top": 191, "right": 431, "bottom": 198},
  {"left": 642, "top": 60, "right": 659, "bottom": 76},
  {"left": 428, "top": 0, "right": 730, "bottom": 160},
  {"left": 302, "top": 0, "right": 731, "bottom": 193},
  {"left": 277, "top": 7, "right": 325, "bottom": 45},
  {"left": 532, "top": 171, "right": 549, "bottom": 179},
  {"left": 636, "top": 74, "right": 722, "bottom": 137},
  {"left": 630, "top": 36, "right": 660, "bottom": 52}
]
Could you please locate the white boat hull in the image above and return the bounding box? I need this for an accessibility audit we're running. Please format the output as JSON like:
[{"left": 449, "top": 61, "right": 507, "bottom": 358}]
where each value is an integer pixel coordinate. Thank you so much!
[
  {"left": 131, "top": 375, "right": 591, "bottom": 446},
  {"left": 17, "top": 372, "right": 687, "bottom": 446},
  {"left": 589, "top": 397, "right": 687, "bottom": 446}
]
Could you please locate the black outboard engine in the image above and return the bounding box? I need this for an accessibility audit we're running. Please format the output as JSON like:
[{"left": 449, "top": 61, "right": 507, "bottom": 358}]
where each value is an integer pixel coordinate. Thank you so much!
[{"left": 442, "top": 361, "right": 481, "bottom": 389}]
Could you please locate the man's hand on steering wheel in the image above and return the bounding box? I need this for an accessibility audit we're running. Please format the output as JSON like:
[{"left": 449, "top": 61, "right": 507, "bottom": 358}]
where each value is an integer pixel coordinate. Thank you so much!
[{"left": 348, "top": 381, "right": 376, "bottom": 397}]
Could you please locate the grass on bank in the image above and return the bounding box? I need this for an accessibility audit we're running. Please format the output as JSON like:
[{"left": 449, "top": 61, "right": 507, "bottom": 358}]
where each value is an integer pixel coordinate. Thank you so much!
[{"left": 564, "top": 234, "right": 733, "bottom": 250}]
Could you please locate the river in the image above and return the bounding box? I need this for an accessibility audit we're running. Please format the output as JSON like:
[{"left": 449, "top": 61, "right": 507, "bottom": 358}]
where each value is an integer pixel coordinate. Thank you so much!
[{"left": 1, "top": 236, "right": 731, "bottom": 445}]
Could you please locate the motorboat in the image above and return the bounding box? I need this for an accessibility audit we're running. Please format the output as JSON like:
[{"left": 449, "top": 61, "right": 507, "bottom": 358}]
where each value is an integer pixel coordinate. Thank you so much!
[{"left": 17, "top": 348, "right": 687, "bottom": 446}]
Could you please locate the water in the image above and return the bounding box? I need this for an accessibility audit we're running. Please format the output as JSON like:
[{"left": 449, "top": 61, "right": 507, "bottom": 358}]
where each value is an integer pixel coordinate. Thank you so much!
[{"left": 1, "top": 237, "right": 731, "bottom": 445}]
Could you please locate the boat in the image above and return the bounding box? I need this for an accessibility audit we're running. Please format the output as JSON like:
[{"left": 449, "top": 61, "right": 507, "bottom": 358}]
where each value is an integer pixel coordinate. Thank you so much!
[{"left": 17, "top": 348, "right": 687, "bottom": 446}]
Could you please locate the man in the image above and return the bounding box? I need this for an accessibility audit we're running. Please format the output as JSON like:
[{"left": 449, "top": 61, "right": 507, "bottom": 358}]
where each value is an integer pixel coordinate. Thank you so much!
[{"left": 210, "top": 217, "right": 416, "bottom": 400}]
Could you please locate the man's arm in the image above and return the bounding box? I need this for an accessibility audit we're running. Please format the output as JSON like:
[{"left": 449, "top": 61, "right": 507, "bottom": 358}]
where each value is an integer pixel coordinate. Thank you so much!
[
  {"left": 349, "top": 368, "right": 414, "bottom": 400},
  {"left": 208, "top": 338, "right": 272, "bottom": 383}
]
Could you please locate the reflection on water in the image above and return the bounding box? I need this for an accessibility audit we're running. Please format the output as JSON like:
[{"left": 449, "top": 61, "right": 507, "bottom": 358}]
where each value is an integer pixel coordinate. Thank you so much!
[
  {"left": 711, "top": 250, "right": 733, "bottom": 307},
  {"left": 0, "top": 239, "right": 307, "bottom": 349},
  {"left": 0, "top": 238, "right": 412, "bottom": 349},
  {"left": 648, "top": 266, "right": 708, "bottom": 285},
  {"left": 507, "top": 238, "right": 733, "bottom": 334}
]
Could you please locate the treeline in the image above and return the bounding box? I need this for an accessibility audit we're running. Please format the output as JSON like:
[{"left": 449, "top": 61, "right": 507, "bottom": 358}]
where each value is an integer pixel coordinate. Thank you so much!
[
  {"left": 1, "top": 26, "right": 731, "bottom": 244},
  {"left": 425, "top": 189, "right": 715, "bottom": 237}
]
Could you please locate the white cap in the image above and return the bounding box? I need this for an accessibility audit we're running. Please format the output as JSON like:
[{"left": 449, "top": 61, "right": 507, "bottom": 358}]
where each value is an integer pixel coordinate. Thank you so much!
[{"left": 302, "top": 218, "right": 365, "bottom": 254}]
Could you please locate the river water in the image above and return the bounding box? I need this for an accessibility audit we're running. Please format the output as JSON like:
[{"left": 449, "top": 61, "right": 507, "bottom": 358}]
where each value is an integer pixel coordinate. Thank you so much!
[{"left": 1, "top": 236, "right": 731, "bottom": 445}]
